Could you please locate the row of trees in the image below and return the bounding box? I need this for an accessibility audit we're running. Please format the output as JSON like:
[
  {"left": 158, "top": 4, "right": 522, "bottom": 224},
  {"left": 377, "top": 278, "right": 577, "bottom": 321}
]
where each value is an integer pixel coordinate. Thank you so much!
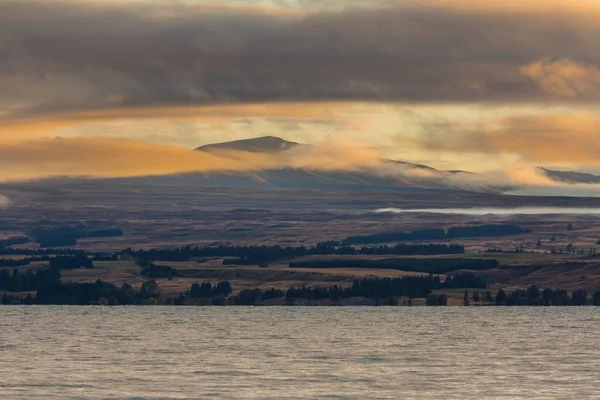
[
  {"left": 30, "top": 226, "right": 123, "bottom": 248},
  {"left": 423, "top": 287, "right": 600, "bottom": 307},
  {"left": 493, "top": 286, "right": 599, "bottom": 306},
  {"left": 49, "top": 253, "right": 94, "bottom": 270},
  {"left": 127, "top": 243, "right": 466, "bottom": 265},
  {"left": 0, "top": 267, "right": 61, "bottom": 292},
  {"left": 284, "top": 274, "right": 486, "bottom": 302},
  {"left": 225, "top": 274, "right": 487, "bottom": 306},
  {"left": 0, "top": 267, "right": 235, "bottom": 305},
  {"left": 342, "top": 224, "right": 530, "bottom": 245},
  {"left": 0, "top": 254, "right": 90, "bottom": 268},
  {"left": 140, "top": 263, "right": 179, "bottom": 279},
  {"left": 5, "top": 266, "right": 600, "bottom": 307},
  {"left": 0, "top": 248, "right": 83, "bottom": 256},
  {"left": 289, "top": 258, "right": 499, "bottom": 275},
  {"left": 0, "top": 263, "right": 485, "bottom": 305}
]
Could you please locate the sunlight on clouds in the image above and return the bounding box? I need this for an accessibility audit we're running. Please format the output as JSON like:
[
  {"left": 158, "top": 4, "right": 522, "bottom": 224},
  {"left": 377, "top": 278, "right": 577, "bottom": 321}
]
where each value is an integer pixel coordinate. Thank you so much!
[
  {"left": 522, "top": 59, "right": 600, "bottom": 97},
  {"left": 4, "top": 102, "right": 600, "bottom": 174}
]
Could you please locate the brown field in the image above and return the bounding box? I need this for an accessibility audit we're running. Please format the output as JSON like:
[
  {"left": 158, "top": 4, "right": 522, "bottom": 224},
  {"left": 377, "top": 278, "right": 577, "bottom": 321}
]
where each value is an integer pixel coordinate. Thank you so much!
[{"left": 56, "top": 259, "right": 427, "bottom": 296}]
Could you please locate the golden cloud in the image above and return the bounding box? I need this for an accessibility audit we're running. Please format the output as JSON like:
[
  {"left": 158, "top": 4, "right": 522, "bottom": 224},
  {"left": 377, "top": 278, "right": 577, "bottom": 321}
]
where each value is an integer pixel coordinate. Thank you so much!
[
  {"left": 409, "top": 112, "right": 600, "bottom": 166},
  {"left": 521, "top": 59, "right": 600, "bottom": 97},
  {"left": 0, "top": 137, "right": 386, "bottom": 182}
]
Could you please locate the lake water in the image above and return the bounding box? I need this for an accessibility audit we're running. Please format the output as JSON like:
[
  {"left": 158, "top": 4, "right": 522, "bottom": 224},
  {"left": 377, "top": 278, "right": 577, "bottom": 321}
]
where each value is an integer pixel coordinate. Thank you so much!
[
  {"left": 376, "top": 206, "right": 600, "bottom": 215},
  {"left": 1, "top": 307, "right": 598, "bottom": 399}
]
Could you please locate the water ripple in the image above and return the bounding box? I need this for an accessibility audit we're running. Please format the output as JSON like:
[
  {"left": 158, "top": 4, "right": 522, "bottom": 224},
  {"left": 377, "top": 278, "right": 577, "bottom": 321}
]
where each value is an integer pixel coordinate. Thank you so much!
[{"left": 0, "top": 306, "right": 596, "bottom": 399}]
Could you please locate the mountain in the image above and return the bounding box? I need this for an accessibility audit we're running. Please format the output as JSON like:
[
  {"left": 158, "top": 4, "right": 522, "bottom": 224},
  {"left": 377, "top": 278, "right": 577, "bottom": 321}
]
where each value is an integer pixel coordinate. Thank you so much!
[
  {"left": 386, "top": 160, "right": 471, "bottom": 175},
  {"left": 42, "top": 136, "right": 500, "bottom": 193},
  {"left": 539, "top": 167, "right": 600, "bottom": 184},
  {"left": 187, "top": 136, "right": 497, "bottom": 193},
  {"left": 196, "top": 136, "right": 302, "bottom": 153}
]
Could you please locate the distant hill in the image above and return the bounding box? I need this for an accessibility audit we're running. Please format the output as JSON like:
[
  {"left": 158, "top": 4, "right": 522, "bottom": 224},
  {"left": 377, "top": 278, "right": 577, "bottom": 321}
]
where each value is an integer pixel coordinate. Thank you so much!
[
  {"left": 35, "top": 136, "right": 506, "bottom": 193},
  {"left": 539, "top": 167, "right": 600, "bottom": 184},
  {"left": 196, "top": 136, "right": 302, "bottom": 153},
  {"left": 187, "top": 136, "right": 497, "bottom": 193}
]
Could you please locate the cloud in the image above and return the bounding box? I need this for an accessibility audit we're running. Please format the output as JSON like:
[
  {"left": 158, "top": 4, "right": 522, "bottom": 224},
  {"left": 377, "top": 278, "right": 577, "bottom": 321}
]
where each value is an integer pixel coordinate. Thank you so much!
[
  {"left": 0, "top": 195, "right": 11, "bottom": 208},
  {"left": 407, "top": 112, "right": 600, "bottom": 166},
  {"left": 521, "top": 59, "right": 600, "bottom": 97},
  {"left": 3, "top": 0, "right": 600, "bottom": 122},
  {"left": 0, "top": 137, "right": 387, "bottom": 181},
  {"left": 0, "top": 134, "right": 591, "bottom": 195}
]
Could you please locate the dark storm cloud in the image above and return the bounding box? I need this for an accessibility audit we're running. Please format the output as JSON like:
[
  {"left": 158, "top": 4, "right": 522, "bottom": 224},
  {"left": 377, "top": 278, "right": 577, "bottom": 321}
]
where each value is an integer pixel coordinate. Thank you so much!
[{"left": 2, "top": 0, "right": 600, "bottom": 120}]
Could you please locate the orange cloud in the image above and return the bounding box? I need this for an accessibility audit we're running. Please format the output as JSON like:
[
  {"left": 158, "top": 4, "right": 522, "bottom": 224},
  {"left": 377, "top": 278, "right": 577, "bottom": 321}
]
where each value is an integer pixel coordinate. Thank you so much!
[
  {"left": 521, "top": 59, "right": 600, "bottom": 97},
  {"left": 410, "top": 112, "right": 600, "bottom": 166},
  {"left": 0, "top": 137, "right": 386, "bottom": 181},
  {"left": 419, "top": 0, "right": 600, "bottom": 14}
]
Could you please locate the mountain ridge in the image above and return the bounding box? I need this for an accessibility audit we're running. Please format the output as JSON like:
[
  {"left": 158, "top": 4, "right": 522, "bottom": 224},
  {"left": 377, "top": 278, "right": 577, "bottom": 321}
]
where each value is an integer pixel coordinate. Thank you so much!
[
  {"left": 196, "top": 136, "right": 302, "bottom": 153},
  {"left": 539, "top": 167, "right": 600, "bottom": 184},
  {"left": 188, "top": 136, "right": 495, "bottom": 192},
  {"left": 196, "top": 136, "right": 470, "bottom": 175}
]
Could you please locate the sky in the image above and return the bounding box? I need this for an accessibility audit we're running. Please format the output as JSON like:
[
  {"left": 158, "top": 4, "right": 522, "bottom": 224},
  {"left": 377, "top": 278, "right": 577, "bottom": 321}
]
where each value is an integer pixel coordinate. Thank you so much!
[{"left": 2, "top": 0, "right": 600, "bottom": 182}]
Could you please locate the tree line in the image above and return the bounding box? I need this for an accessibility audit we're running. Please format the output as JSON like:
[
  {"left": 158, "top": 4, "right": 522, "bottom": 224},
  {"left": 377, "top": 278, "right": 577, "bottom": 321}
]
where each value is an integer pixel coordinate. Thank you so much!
[
  {"left": 342, "top": 224, "right": 530, "bottom": 245},
  {"left": 425, "top": 286, "right": 600, "bottom": 306},
  {"left": 0, "top": 264, "right": 484, "bottom": 305},
  {"left": 0, "top": 267, "right": 62, "bottom": 292},
  {"left": 4, "top": 265, "right": 600, "bottom": 307},
  {"left": 29, "top": 226, "right": 123, "bottom": 248},
  {"left": 126, "top": 243, "right": 465, "bottom": 266},
  {"left": 492, "top": 286, "right": 598, "bottom": 306},
  {"left": 289, "top": 257, "right": 499, "bottom": 275},
  {"left": 0, "top": 258, "right": 37, "bottom": 268}
]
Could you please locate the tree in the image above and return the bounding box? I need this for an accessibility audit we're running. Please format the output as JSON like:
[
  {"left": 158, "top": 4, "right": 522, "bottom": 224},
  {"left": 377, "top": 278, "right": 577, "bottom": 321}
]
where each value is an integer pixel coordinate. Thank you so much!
[
  {"left": 572, "top": 289, "right": 588, "bottom": 306},
  {"left": 463, "top": 289, "right": 470, "bottom": 306},
  {"left": 541, "top": 288, "right": 554, "bottom": 306},
  {"left": 140, "top": 280, "right": 159, "bottom": 298},
  {"left": 554, "top": 290, "right": 570, "bottom": 305},
  {"left": 593, "top": 291, "right": 600, "bottom": 306},
  {"left": 495, "top": 289, "right": 507, "bottom": 305},
  {"left": 536, "top": 239, "right": 542, "bottom": 249},
  {"left": 567, "top": 223, "right": 573, "bottom": 231},
  {"left": 551, "top": 235, "right": 557, "bottom": 242},
  {"left": 484, "top": 291, "right": 493, "bottom": 303},
  {"left": 437, "top": 294, "right": 448, "bottom": 306},
  {"left": 527, "top": 285, "right": 541, "bottom": 300},
  {"left": 426, "top": 293, "right": 448, "bottom": 306},
  {"left": 426, "top": 293, "right": 439, "bottom": 306},
  {"left": 235, "top": 289, "right": 262, "bottom": 305},
  {"left": 472, "top": 290, "right": 480, "bottom": 302},
  {"left": 214, "top": 281, "right": 232, "bottom": 297},
  {"left": 210, "top": 294, "right": 227, "bottom": 306}
]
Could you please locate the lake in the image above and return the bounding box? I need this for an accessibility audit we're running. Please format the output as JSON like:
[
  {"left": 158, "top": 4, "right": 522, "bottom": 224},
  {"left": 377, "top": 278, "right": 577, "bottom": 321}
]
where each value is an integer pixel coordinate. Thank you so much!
[
  {"left": 1, "top": 307, "right": 597, "bottom": 399},
  {"left": 376, "top": 206, "right": 600, "bottom": 215}
]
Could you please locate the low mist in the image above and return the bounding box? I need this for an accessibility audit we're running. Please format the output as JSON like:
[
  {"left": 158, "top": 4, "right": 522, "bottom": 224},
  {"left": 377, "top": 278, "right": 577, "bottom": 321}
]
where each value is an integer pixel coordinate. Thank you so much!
[
  {"left": 0, "top": 195, "right": 10, "bottom": 208},
  {"left": 377, "top": 207, "right": 600, "bottom": 215},
  {"left": 0, "top": 136, "right": 597, "bottom": 196}
]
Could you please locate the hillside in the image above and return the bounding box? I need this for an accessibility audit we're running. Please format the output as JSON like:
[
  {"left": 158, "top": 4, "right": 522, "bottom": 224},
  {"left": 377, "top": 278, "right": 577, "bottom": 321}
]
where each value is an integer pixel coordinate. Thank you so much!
[
  {"left": 188, "top": 136, "right": 490, "bottom": 192},
  {"left": 196, "top": 136, "right": 302, "bottom": 153},
  {"left": 540, "top": 167, "right": 600, "bottom": 184}
]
